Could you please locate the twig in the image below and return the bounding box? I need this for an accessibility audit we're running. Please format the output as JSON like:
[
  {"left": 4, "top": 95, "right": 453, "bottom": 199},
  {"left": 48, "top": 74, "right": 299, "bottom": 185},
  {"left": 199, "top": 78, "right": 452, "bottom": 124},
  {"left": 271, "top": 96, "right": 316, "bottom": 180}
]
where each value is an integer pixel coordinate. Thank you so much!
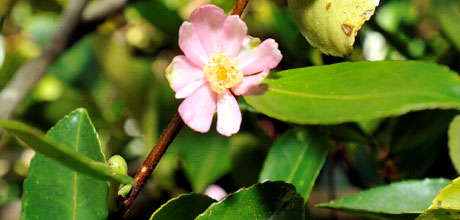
[
  {"left": 0, "top": 0, "right": 89, "bottom": 119},
  {"left": 0, "top": 0, "right": 134, "bottom": 121},
  {"left": 232, "top": 0, "right": 249, "bottom": 16},
  {"left": 122, "top": 112, "right": 184, "bottom": 215},
  {"left": 122, "top": 1, "right": 252, "bottom": 215},
  {"left": 0, "top": 0, "right": 17, "bottom": 30},
  {"left": 367, "top": 19, "right": 414, "bottom": 60}
]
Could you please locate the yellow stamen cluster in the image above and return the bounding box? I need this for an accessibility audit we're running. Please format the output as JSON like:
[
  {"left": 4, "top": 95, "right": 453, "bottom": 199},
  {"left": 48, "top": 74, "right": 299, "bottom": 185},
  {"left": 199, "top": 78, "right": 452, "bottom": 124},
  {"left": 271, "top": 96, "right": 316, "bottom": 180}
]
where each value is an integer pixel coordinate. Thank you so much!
[{"left": 203, "top": 52, "right": 243, "bottom": 94}]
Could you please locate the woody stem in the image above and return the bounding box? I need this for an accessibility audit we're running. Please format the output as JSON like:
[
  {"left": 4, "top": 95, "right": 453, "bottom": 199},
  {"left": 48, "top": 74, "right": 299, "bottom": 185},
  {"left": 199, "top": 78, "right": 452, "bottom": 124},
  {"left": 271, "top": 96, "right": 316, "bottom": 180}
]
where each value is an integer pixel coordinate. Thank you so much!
[
  {"left": 122, "top": 113, "right": 184, "bottom": 215},
  {"left": 232, "top": 0, "right": 249, "bottom": 16}
]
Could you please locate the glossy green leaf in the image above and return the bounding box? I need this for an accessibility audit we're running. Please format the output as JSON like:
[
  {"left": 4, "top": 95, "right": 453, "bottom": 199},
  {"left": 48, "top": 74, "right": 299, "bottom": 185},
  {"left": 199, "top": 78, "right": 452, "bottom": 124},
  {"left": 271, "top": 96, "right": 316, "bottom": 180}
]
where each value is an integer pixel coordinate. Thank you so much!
[
  {"left": 244, "top": 61, "right": 460, "bottom": 124},
  {"left": 449, "top": 116, "right": 460, "bottom": 174},
  {"left": 259, "top": 127, "right": 328, "bottom": 200},
  {"left": 167, "top": 128, "right": 231, "bottom": 192},
  {"left": 196, "top": 181, "right": 305, "bottom": 220},
  {"left": 149, "top": 193, "right": 215, "bottom": 220},
  {"left": 317, "top": 178, "right": 451, "bottom": 220},
  {"left": 0, "top": 110, "right": 135, "bottom": 185},
  {"left": 417, "top": 177, "right": 460, "bottom": 220},
  {"left": 21, "top": 109, "right": 109, "bottom": 220}
]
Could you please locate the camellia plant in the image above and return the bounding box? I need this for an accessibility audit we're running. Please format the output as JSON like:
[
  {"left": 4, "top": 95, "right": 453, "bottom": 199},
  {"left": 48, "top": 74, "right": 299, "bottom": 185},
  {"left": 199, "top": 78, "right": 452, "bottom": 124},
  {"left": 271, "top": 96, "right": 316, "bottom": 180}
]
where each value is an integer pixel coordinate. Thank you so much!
[{"left": 0, "top": 0, "right": 460, "bottom": 220}]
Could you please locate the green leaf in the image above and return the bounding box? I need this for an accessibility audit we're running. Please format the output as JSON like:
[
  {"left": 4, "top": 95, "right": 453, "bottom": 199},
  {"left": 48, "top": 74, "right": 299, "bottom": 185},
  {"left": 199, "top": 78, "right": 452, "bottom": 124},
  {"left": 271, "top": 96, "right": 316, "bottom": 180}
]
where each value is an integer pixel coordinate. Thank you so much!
[
  {"left": 449, "top": 116, "right": 460, "bottom": 174},
  {"left": 167, "top": 128, "right": 231, "bottom": 192},
  {"left": 329, "top": 123, "right": 370, "bottom": 143},
  {"left": 0, "top": 109, "right": 134, "bottom": 185},
  {"left": 416, "top": 177, "right": 460, "bottom": 220},
  {"left": 132, "top": 0, "right": 182, "bottom": 38},
  {"left": 259, "top": 127, "right": 328, "bottom": 201},
  {"left": 21, "top": 109, "right": 109, "bottom": 220},
  {"left": 229, "top": 132, "right": 267, "bottom": 187},
  {"left": 317, "top": 178, "right": 451, "bottom": 220},
  {"left": 416, "top": 208, "right": 460, "bottom": 220},
  {"left": 149, "top": 193, "right": 215, "bottom": 220},
  {"left": 244, "top": 61, "right": 460, "bottom": 124},
  {"left": 433, "top": 0, "right": 460, "bottom": 51},
  {"left": 196, "top": 181, "right": 305, "bottom": 220},
  {"left": 390, "top": 110, "right": 457, "bottom": 178}
]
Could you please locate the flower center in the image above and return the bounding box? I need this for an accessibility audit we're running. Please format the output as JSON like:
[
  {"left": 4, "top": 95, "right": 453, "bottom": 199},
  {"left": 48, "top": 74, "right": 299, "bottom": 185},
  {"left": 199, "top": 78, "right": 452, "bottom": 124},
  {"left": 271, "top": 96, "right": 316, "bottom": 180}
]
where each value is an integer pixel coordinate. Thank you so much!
[{"left": 203, "top": 52, "right": 243, "bottom": 94}]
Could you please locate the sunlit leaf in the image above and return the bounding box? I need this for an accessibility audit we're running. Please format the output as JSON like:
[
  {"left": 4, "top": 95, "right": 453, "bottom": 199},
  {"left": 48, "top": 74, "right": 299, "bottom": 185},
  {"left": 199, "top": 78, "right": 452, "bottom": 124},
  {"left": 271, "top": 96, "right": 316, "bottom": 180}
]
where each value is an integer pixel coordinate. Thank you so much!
[
  {"left": 244, "top": 61, "right": 460, "bottom": 124},
  {"left": 0, "top": 109, "right": 135, "bottom": 185},
  {"left": 21, "top": 109, "right": 109, "bottom": 220},
  {"left": 317, "top": 178, "right": 450, "bottom": 220},
  {"left": 416, "top": 177, "right": 460, "bottom": 219},
  {"left": 449, "top": 116, "right": 460, "bottom": 175}
]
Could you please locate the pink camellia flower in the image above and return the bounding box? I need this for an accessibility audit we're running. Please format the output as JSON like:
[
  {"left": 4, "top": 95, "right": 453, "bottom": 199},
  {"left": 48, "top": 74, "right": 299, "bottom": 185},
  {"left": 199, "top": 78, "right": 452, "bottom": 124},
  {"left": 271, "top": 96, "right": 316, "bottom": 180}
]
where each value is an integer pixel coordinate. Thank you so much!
[{"left": 165, "top": 4, "right": 282, "bottom": 136}]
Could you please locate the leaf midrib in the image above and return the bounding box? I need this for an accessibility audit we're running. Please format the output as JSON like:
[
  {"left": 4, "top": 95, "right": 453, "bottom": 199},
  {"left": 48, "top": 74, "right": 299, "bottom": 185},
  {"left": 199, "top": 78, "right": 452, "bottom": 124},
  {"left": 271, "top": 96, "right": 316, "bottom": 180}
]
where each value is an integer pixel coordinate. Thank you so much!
[
  {"left": 267, "top": 86, "right": 456, "bottom": 101},
  {"left": 285, "top": 140, "right": 310, "bottom": 182},
  {"left": 72, "top": 113, "right": 83, "bottom": 220}
]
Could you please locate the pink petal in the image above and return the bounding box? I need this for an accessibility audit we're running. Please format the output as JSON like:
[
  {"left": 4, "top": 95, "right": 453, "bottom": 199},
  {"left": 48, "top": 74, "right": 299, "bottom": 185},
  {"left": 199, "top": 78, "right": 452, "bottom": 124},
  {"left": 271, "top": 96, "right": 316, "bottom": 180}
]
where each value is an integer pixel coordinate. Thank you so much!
[
  {"left": 175, "top": 78, "right": 207, "bottom": 99},
  {"left": 216, "top": 91, "right": 241, "bottom": 136},
  {"left": 204, "top": 185, "right": 227, "bottom": 201},
  {"left": 222, "top": 15, "right": 247, "bottom": 57},
  {"left": 231, "top": 70, "right": 269, "bottom": 96},
  {"left": 166, "top": 55, "right": 205, "bottom": 93},
  {"left": 179, "top": 84, "right": 217, "bottom": 133},
  {"left": 190, "top": 4, "right": 227, "bottom": 56},
  {"left": 179, "top": 22, "right": 209, "bottom": 66},
  {"left": 237, "top": 39, "right": 282, "bottom": 75}
]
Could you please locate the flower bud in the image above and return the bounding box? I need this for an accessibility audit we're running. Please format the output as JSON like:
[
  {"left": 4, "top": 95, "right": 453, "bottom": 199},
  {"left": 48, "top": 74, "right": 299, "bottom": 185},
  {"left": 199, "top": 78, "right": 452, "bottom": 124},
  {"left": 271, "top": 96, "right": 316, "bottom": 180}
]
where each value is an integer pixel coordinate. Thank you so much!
[
  {"left": 118, "top": 184, "right": 133, "bottom": 198},
  {"left": 288, "top": 0, "right": 379, "bottom": 57},
  {"left": 108, "top": 155, "right": 128, "bottom": 175}
]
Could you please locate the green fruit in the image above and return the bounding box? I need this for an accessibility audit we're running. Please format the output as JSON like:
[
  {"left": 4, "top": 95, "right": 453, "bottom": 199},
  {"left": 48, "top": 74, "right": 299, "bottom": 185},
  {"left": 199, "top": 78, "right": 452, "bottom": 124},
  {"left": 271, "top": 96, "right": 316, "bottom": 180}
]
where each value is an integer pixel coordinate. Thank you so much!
[{"left": 288, "top": 0, "right": 379, "bottom": 57}]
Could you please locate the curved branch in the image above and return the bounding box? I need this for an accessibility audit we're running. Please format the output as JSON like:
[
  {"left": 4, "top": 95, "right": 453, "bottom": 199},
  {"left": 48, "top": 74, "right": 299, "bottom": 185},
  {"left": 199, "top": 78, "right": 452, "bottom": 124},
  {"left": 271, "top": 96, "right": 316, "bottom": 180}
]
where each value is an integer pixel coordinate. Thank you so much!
[
  {"left": 0, "top": 0, "right": 89, "bottom": 119},
  {"left": 0, "top": 0, "right": 136, "bottom": 121}
]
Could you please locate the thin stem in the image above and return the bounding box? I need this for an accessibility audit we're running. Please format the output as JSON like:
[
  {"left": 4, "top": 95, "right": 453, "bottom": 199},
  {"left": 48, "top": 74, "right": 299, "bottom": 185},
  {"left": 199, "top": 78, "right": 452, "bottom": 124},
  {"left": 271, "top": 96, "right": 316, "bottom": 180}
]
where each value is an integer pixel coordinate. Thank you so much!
[
  {"left": 122, "top": 1, "right": 252, "bottom": 215},
  {"left": 0, "top": 0, "right": 17, "bottom": 31},
  {"left": 0, "top": 0, "right": 89, "bottom": 120},
  {"left": 0, "top": 0, "right": 135, "bottom": 122},
  {"left": 232, "top": 0, "right": 249, "bottom": 16},
  {"left": 122, "top": 112, "right": 184, "bottom": 215}
]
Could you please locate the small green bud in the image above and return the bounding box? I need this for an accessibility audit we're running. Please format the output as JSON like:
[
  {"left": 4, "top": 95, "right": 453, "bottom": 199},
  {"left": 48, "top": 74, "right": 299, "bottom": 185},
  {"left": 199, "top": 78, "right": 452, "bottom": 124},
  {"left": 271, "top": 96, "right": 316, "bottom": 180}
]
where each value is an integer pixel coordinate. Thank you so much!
[
  {"left": 288, "top": 0, "right": 380, "bottom": 57},
  {"left": 118, "top": 184, "right": 133, "bottom": 198},
  {"left": 108, "top": 155, "right": 128, "bottom": 175}
]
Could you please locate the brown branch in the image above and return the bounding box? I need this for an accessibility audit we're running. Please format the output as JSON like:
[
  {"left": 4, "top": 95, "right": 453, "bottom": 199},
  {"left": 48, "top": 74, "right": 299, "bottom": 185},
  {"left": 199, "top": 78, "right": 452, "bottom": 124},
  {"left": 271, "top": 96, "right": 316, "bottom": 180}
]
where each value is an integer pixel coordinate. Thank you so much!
[
  {"left": 122, "top": 112, "right": 184, "bottom": 215},
  {"left": 0, "top": 0, "right": 134, "bottom": 121},
  {"left": 122, "top": 1, "right": 252, "bottom": 215},
  {"left": 231, "top": 0, "right": 249, "bottom": 16}
]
